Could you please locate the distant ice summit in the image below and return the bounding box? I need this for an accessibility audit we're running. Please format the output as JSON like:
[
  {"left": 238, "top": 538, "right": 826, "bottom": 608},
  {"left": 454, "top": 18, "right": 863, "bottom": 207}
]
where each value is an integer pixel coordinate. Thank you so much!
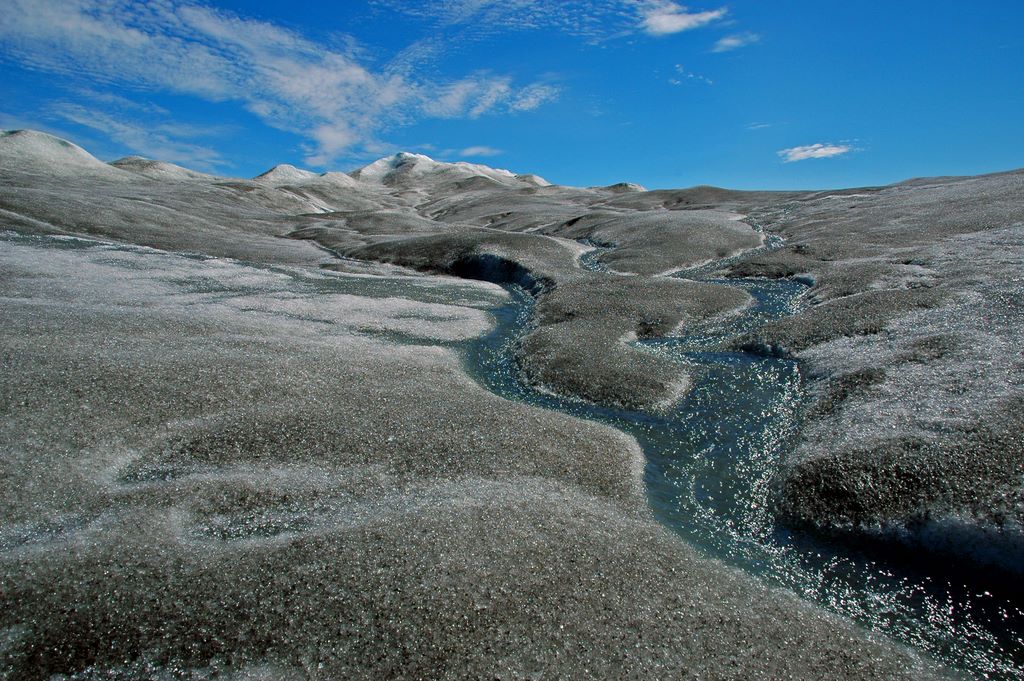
[
  {"left": 0, "top": 130, "right": 211, "bottom": 184},
  {"left": 601, "top": 182, "right": 647, "bottom": 193},
  {"left": 253, "top": 163, "right": 319, "bottom": 185},
  {"left": 111, "top": 156, "right": 216, "bottom": 182},
  {"left": 253, "top": 164, "right": 359, "bottom": 189},
  {"left": 516, "top": 174, "right": 552, "bottom": 187},
  {"left": 0, "top": 129, "right": 127, "bottom": 179},
  {"left": 349, "top": 152, "right": 438, "bottom": 184},
  {"left": 1, "top": 128, "right": 668, "bottom": 228},
  {"left": 350, "top": 152, "right": 551, "bottom": 189},
  {"left": 0, "top": 130, "right": 555, "bottom": 195}
]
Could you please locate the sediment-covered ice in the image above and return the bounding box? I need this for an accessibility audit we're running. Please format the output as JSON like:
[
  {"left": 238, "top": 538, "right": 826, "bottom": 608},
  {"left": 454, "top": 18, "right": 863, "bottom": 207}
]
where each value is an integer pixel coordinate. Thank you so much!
[
  {"left": 0, "top": 231, "right": 943, "bottom": 680},
  {"left": 0, "top": 132, "right": 959, "bottom": 678},
  {"left": 727, "top": 171, "right": 1024, "bottom": 573}
]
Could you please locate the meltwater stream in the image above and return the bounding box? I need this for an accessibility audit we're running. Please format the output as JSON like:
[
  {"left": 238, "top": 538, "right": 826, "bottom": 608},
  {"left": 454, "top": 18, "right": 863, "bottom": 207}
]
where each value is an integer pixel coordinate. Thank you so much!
[
  {"left": 463, "top": 245, "right": 1024, "bottom": 680},
  {"left": 7, "top": 232, "right": 1021, "bottom": 678}
]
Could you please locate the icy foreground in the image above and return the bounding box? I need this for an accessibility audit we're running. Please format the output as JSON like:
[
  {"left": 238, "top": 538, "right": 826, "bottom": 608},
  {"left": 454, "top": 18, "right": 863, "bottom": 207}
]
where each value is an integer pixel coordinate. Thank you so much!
[{"left": 1, "top": 128, "right": 1020, "bottom": 678}]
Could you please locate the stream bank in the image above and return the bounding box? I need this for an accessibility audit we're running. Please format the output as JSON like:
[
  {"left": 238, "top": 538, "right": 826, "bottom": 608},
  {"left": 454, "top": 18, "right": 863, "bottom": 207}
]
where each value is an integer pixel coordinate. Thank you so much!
[{"left": 460, "top": 246, "right": 1022, "bottom": 680}]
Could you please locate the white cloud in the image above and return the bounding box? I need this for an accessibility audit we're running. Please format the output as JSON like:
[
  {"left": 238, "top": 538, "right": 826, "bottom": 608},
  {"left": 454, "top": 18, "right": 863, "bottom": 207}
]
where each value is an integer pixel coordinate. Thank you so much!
[
  {"left": 640, "top": 2, "right": 726, "bottom": 36},
  {"left": 713, "top": 32, "right": 760, "bottom": 52},
  {"left": 377, "top": 1, "right": 729, "bottom": 42},
  {"left": 51, "top": 102, "right": 225, "bottom": 169},
  {"left": 0, "top": 110, "right": 85, "bottom": 143},
  {"left": 777, "top": 143, "right": 853, "bottom": 163},
  {"left": 304, "top": 124, "right": 361, "bottom": 167},
  {"left": 423, "top": 77, "right": 510, "bottom": 118},
  {"left": 71, "top": 89, "right": 171, "bottom": 116},
  {"left": 0, "top": 0, "right": 559, "bottom": 166},
  {"left": 421, "top": 80, "right": 479, "bottom": 118},
  {"left": 460, "top": 146, "right": 503, "bottom": 157},
  {"left": 510, "top": 84, "right": 560, "bottom": 111},
  {"left": 421, "top": 77, "right": 557, "bottom": 119},
  {"left": 438, "top": 0, "right": 510, "bottom": 24},
  {"left": 470, "top": 80, "right": 513, "bottom": 117},
  {"left": 374, "top": 0, "right": 634, "bottom": 42}
]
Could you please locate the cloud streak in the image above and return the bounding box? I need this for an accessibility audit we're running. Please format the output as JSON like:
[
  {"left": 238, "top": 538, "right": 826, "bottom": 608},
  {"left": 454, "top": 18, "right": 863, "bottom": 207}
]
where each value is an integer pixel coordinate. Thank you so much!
[
  {"left": 0, "top": 0, "right": 559, "bottom": 166},
  {"left": 778, "top": 143, "right": 853, "bottom": 162},
  {"left": 374, "top": 1, "right": 636, "bottom": 41},
  {"left": 713, "top": 32, "right": 760, "bottom": 52},
  {"left": 376, "top": 1, "right": 729, "bottom": 41},
  {"left": 51, "top": 102, "right": 226, "bottom": 169},
  {"left": 459, "top": 146, "right": 503, "bottom": 157},
  {"left": 640, "top": 2, "right": 726, "bottom": 36}
]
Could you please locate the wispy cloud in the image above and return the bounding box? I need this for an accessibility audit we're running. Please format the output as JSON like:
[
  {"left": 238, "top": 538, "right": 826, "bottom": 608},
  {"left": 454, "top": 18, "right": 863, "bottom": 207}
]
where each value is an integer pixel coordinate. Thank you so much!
[
  {"left": 374, "top": 1, "right": 636, "bottom": 42},
  {"left": 459, "top": 145, "right": 503, "bottom": 157},
  {"left": 669, "top": 64, "right": 713, "bottom": 86},
  {"left": 713, "top": 32, "right": 760, "bottom": 52},
  {"left": 640, "top": 2, "right": 726, "bottom": 36},
  {"left": 376, "top": 1, "right": 729, "bottom": 42},
  {"left": 510, "top": 84, "right": 560, "bottom": 111},
  {"left": 419, "top": 76, "right": 557, "bottom": 120},
  {"left": 51, "top": 102, "right": 226, "bottom": 169},
  {"left": 746, "top": 122, "right": 773, "bottom": 130},
  {"left": 0, "top": 110, "right": 85, "bottom": 144},
  {"left": 424, "top": 78, "right": 505, "bottom": 118},
  {"left": 778, "top": 143, "right": 853, "bottom": 163},
  {"left": 0, "top": 0, "right": 559, "bottom": 166}
]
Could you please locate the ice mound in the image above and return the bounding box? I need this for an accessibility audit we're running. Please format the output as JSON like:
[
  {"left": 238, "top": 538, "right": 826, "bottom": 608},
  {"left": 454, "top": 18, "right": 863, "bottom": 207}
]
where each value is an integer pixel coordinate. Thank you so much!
[
  {"left": 349, "top": 151, "right": 435, "bottom": 183},
  {"left": 253, "top": 163, "right": 320, "bottom": 185},
  {"left": 0, "top": 129, "right": 127, "bottom": 179},
  {"left": 600, "top": 182, "right": 647, "bottom": 193},
  {"left": 253, "top": 166, "right": 362, "bottom": 214},
  {"left": 110, "top": 156, "right": 217, "bottom": 182},
  {"left": 350, "top": 152, "right": 528, "bottom": 188},
  {"left": 315, "top": 170, "right": 359, "bottom": 188},
  {"left": 553, "top": 209, "right": 763, "bottom": 276},
  {"left": 515, "top": 173, "right": 552, "bottom": 187}
]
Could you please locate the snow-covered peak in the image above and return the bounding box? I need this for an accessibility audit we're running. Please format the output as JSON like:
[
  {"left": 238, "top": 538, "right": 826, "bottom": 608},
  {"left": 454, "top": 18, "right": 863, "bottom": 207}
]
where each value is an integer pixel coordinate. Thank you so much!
[
  {"left": 600, "top": 182, "right": 647, "bottom": 193},
  {"left": 0, "top": 130, "right": 561, "bottom": 195},
  {"left": 252, "top": 164, "right": 361, "bottom": 193},
  {"left": 253, "top": 163, "right": 320, "bottom": 185},
  {"left": 316, "top": 171, "right": 359, "bottom": 188},
  {"left": 350, "top": 152, "right": 544, "bottom": 190},
  {"left": 516, "top": 173, "right": 552, "bottom": 187},
  {"left": 111, "top": 156, "right": 215, "bottom": 182},
  {"left": 350, "top": 152, "right": 437, "bottom": 184},
  {"left": 0, "top": 129, "right": 127, "bottom": 178}
]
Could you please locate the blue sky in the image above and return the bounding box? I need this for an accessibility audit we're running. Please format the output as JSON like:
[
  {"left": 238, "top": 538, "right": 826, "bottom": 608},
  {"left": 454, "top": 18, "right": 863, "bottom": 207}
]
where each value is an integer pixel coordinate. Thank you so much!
[{"left": 1, "top": 1, "right": 1021, "bottom": 189}]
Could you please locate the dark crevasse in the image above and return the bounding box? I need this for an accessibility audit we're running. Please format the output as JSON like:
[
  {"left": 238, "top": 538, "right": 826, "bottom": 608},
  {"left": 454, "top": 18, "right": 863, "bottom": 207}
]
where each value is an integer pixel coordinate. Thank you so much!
[{"left": 460, "top": 249, "right": 1023, "bottom": 680}]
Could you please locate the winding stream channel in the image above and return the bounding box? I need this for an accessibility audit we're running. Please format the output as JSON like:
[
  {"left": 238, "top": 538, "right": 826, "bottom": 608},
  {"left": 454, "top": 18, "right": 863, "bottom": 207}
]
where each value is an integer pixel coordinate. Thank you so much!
[
  {"left": 462, "top": 240, "right": 1023, "bottom": 680},
  {"left": 6, "top": 231, "right": 1022, "bottom": 679}
]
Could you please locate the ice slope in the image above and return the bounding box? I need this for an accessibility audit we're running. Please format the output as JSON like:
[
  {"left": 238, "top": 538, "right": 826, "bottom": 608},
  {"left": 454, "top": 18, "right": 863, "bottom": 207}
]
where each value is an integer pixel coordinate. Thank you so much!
[
  {"left": 350, "top": 151, "right": 549, "bottom": 190},
  {"left": 0, "top": 129, "right": 130, "bottom": 180}
]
